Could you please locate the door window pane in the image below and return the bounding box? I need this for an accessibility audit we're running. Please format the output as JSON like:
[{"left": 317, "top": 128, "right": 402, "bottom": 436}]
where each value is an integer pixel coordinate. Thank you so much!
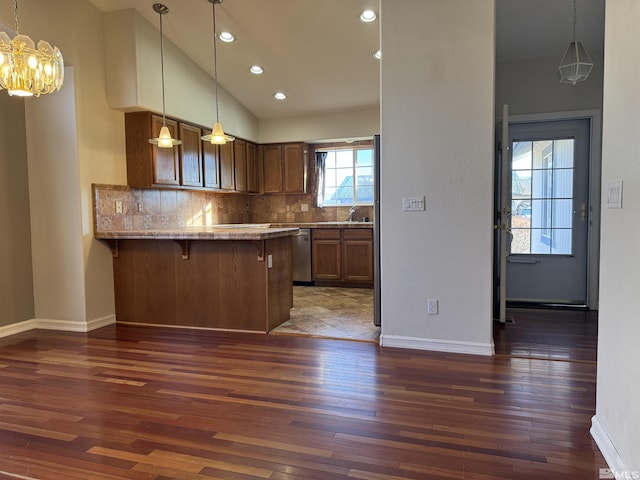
[{"left": 511, "top": 138, "right": 575, "bottom": 255}]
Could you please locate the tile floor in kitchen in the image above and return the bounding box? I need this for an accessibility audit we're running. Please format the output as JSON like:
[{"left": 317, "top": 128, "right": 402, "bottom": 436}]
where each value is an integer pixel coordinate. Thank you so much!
[{"left": 271, "top": 286, "right": 379, "bottom": 342}]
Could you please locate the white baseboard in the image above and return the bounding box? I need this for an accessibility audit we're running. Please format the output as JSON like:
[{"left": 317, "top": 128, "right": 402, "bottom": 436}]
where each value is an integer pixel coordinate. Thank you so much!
[
  {"left": 591, "top": 415, "right": 627, "bottom": 474},
  {"left": 0, "top": 315, "right": 116, "bottom": 338},
  {"left": 380, "top": 334, "right": 494, "bottom": 356},
  {"left": 0, "top": 319, "right": 37, "bottom": 338}
]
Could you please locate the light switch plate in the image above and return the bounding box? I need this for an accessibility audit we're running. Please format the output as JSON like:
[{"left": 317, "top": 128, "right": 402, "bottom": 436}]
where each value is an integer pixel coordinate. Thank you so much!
[
  {"left": 402, "top": 196, "right": 425, "bottom": 211},
  {"left": 606, "top": 180, "right": 623, "bottom": 209}
]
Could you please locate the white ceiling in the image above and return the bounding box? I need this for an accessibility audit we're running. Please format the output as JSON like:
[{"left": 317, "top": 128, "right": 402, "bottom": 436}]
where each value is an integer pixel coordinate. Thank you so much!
[{"left": 86, "top": 0, "right": 605, "bottom": 121}]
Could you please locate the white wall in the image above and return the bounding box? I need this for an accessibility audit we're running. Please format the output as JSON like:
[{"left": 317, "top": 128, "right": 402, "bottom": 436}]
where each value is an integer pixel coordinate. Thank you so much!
[
  {"left": 259, "top": 106, "right": 380, "bottom": 144},
  {"left": 496, "top": 53, "right": 604, "bottom": 116},
  {"left": 591, "top": 0, "right": 640, "bottom": 473},
  {"left": 379, "top": 0, "right": 495, "bottom": 355}
]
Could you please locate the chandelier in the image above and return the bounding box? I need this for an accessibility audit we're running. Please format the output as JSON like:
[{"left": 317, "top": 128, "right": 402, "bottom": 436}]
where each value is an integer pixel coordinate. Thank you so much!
[
  {"left": 201, "top": 0, "right": 234, "bottom": 145},
  {"left": 0, "top": 0, "right": 64, "bottom": 97},
  {"left": 558, "top": 0, "right": 593, "bottom": 85}
]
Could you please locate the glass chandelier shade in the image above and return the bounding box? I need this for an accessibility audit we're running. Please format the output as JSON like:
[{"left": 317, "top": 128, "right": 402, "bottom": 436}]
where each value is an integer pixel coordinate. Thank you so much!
[
  {"left": 0, "top": 0, "right": 64, "bottom": 97},
  {"left": 201, "top": 0, "right": 234, "bottom": 145},
  {"left": 558, "top": 0, "right": 593, "bottom": 85},
  {"left": 148, "top": 3, "right": 181, "bottom": 148}
]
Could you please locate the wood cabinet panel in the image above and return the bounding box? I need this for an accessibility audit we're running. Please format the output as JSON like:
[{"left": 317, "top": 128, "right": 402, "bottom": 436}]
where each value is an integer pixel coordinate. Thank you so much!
[
  {"left": 312, "top": 228, "right": 373, "bottom": 286},
  {"left": 312, "top": 239, "right": 341, "bottom": 280},
  {"left": 179, "top": 123, "right": 203, "bottom": 187},
  {"left": 234, "top": 139, "right": 247, "bottom": 192},
  {"left": 262, "top": 144, "right": 283, "bottom": 193},
  {"left": 202, "top": 134, "right": 220, "bottom": 189},
  {"left": 246, "top": 142, "right": 259, "bottom": 193},
  {"left": 283, "top": 143, "right": 306, "bottom": 193},
  {"left": 125, "top": 112, "right": 180, "bottom": 187},
  {"left": 343, "top": 239, "right": 374, "bottom": 282},
  {"left": 219, "top": 141, "right": 235, "bottom": 190}
]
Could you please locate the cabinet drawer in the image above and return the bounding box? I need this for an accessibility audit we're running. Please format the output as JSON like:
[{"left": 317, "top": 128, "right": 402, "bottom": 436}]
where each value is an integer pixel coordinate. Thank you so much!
[
  {"left": 343, "top": 228, "right": 373, "bottom": 240},
  {"left": 312, "top": 229, "right": 341, "bottom": 240}
]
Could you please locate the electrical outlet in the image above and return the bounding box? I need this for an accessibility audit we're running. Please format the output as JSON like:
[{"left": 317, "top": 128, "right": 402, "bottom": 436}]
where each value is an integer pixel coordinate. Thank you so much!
[
  {"left": 300, "top": 203, "right": 308, "bottom": 212},
  {"left": 137, "top": 202, "right": 143, "bottom": 213},
  {"left": 114, "top": 200, "right": 123, "bottom": 214},
  {"left": 427, "top": 299, "right": 439, "bottom": 315}
]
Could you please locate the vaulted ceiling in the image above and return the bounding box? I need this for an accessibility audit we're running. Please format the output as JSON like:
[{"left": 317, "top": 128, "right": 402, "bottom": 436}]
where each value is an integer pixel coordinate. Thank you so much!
[{"left": 86, "top": 0, "right": 605, "bottom": 120}]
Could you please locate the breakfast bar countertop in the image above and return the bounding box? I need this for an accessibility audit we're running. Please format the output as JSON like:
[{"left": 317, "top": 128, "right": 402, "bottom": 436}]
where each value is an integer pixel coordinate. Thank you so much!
[{"left": 94, "top": 224, "right": 299, "bottom": 241}]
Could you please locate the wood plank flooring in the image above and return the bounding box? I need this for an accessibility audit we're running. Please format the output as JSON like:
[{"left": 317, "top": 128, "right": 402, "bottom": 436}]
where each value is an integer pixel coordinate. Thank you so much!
[{"left": 0, "top": 324, "right": 606, "bottom": 479}]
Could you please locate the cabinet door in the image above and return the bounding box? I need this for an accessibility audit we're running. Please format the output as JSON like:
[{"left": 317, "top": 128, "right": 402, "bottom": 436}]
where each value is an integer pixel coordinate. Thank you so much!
[
  {"left": 179, "top": 123, "right": 203, "bottom": 187},
  {"left": 219, "top": 141, "right": 235, "bottom": 190},
  {"left": 202, "top": 134, "right": 220, "bottom": 189},
  {"left": 151, "top": 115, "right": 180, "bottom": 186},
  {"left": 262, "top": 144, "right": 283, "bottom": 193},
  {"left": 283, "top": 143, "right": 306, "bottom": 193},
  {"left": 246, "top": 142, "right": 259, "bottom": 193},
  {"left": 234, "top": 139, "right": 247, "bottom": 192},
  {"left": 343, "top": 239, "right": 374, "bottom": 282},
  {"left": 312, "top": 240, "right": 341, "bottom": 280}
]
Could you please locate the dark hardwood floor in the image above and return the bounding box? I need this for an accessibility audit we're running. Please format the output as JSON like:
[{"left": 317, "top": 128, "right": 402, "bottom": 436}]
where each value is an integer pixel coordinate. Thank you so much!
[{"left": 0, "top": 322, "right": 606, "bottom": 479}]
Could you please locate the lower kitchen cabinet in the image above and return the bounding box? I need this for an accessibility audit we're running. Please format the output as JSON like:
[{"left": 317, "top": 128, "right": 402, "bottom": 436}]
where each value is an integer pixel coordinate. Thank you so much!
[{"left": 312, "top": 228, "right": 373, "bottom": 287}]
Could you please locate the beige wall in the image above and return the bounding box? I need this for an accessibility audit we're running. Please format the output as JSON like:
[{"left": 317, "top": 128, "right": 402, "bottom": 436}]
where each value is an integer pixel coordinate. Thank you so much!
[
  {"left": 379, "top": 0, "right": 495, "bottom": 354},
  {"left": 591, "top": 0, "right": 640, "bottom": 473},
  {"left": 0, "top": 95, "right": 34, "bottom": 328},
  {"left": 1, "top": 0, "right": 127, "bottom": 331}
]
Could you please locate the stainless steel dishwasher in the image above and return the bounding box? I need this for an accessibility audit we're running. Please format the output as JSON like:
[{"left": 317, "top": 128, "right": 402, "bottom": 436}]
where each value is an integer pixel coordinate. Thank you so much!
[{"left": 292, "top": 228, "right": 312, "bottom": 284}]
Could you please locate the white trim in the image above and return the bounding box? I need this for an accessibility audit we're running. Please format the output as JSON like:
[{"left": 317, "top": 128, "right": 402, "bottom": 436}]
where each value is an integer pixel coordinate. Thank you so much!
[
  {"left": 0, "top": 319, "right": 37, "bottom": 339},
  {"left": 86, "top": 314, "right": 116, "bottom": 331},
  {"left": 380, "top": 335, "right": 494, "bottom": 356},
  {"left": 591, "top": 415, "right": 627, "bottom": 474},
  {"left": 0, "top": 315, "right": 115, "bottom": 338}
]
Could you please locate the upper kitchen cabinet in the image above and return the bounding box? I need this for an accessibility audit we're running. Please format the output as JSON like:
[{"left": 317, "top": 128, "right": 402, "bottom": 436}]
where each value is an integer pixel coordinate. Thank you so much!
[
  {"left": 234, "top": 139, "right": 247, "bottom": 193},
  {"left": 179, "top": 123, "right": 203, "bottom": 187},
  {"left": 125, "top": 111, "right": 180, "bottom": 187},
  {"left": 260, "top": 142, "right": 308, "bottom": 194},
  {"left": 246, "top": 141, "right": 259, "bottom": 193},
  {"left": 202, "top": 130, "right": 220, "bottom": 189},
  {"left": 219, "top": 141, "right": 235, "bottom": 190}
]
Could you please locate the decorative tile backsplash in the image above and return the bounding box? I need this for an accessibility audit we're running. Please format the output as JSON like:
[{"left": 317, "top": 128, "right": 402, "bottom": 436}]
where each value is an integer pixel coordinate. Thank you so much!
[{"left": 93, "top": 184, "right": 374, "bottom": 233}]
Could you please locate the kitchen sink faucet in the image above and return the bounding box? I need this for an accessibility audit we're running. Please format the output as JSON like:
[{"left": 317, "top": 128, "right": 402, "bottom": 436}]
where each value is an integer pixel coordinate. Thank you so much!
[{"left": 348, "top": 206, "right": 356, "bottom": 221}]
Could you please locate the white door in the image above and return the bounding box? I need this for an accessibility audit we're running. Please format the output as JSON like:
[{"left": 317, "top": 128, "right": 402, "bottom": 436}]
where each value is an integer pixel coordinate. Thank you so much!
[{"left": 507, "top": 119, "right": 590, "bottom": 305}]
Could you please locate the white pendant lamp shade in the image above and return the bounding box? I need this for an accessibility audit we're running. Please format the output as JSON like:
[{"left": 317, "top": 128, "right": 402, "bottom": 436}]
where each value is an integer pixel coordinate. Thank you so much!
[
  {"left": 558, "top": 0, "right": 593, "bottom": 85},
  {"left": 558, "top": 40, "right": 593, "bottom": 85},
  {"left": 148, "top": 3, "right": 181, "bottom": 148},
  {"left": 0, "top": 0, "right": 64, "bottom": 98}
]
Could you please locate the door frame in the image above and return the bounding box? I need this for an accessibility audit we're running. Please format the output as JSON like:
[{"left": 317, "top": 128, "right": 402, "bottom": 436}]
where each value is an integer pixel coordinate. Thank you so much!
[{"left": 498, "top": 109, "right": 602, "bottom": 310}]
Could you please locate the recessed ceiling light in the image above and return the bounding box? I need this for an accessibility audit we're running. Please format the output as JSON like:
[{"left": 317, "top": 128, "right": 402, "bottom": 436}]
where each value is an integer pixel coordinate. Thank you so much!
[
  {"left": 274, "top": 92, "right": 287, "bottom": 100},
  {"left": 250, "top": 65, "right": 264, "bottom": 75},
  {"left": 374, "top": 50, "right": 382, "bottom": 59},
  {"left": 360, "top": 9, "right": 377, "bottom": 22},
  {"left": 219, "top": 31, "right": 235, "bottom": 43}
]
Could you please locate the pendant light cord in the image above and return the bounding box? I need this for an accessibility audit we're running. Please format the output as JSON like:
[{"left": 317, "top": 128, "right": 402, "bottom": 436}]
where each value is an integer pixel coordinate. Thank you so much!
[
  {"left": 14, "top": 0, "right": 19, "bottom": 33},
  {"left": 159, "top": 9, "right": 167, "bottom": 125},
  {"left": 572, "top": 0, "right": 577, "bottom": 42},
  {"left": 212, "top": 0, "right": 220, "bottom": 123}
]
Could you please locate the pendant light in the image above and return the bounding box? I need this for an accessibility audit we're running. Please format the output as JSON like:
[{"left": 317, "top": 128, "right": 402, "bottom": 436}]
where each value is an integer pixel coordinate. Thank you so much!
[
  {"left": 148, "top": 3, "right": 181, "bottom": 148},
  {"left": 558, "top": 0, "right": 593, "bottom": 85},
  {"left": 201, "top": 0, "right": 234, "bottom": 145},
  {"left": 0, "top": 0, "right": 64, "bottom": 97}
]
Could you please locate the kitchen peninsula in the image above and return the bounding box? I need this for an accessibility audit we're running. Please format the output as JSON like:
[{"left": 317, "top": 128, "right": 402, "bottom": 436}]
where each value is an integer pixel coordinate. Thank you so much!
[{"left": 95, "top": 225, "right": 298, "bottom": 333}]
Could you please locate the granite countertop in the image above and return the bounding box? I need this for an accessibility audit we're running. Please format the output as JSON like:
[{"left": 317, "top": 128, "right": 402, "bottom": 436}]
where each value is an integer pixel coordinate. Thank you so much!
[
  {"left": 270, "top": 221, "right": 374, "bottom": 229},
  {"left": 95, "top": 224, "right": 299, "bottom": 241}
]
